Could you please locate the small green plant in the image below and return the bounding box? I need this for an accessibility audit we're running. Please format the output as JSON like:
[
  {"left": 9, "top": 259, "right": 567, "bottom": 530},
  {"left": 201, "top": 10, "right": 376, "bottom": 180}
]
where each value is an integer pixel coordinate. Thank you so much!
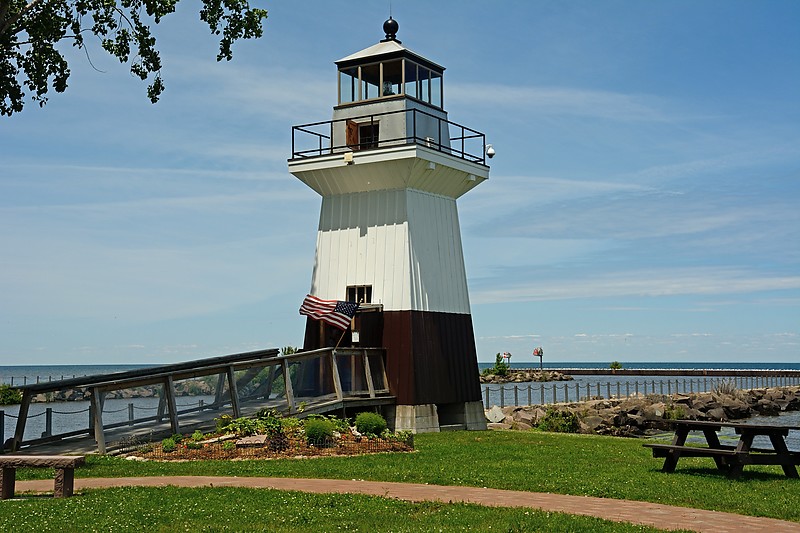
[
  {"left": 610, "top": 361, "right": 623, "bottom": 370},
  {"left": 355, "top": 412, "right": 387, "bottom": 437},
  {"left": 191, "top": 430, "right": 205, "bottom": 442},
  {"left": 222, "top": 440, "right": 236, "bottom": 451},
  {"left": 482, "top": 353, "right": 510, "bottom": 377},
  {"left": 161, "top": 437, "right": 177, "bottom": 453},
  {"left": 536, "top": 408, "right": 580, "bottom": 433},
  {"left": 664, "top": 404, "right": 686, "bottom": 421},
  {"left": 0, "top": 384, "right": 22, "bottom": 405},
  {"left": 185, "top": 441, "right": 203, "bottom": 450},
  {"left": 304, "top": 418, "right": 335, "bottom": 445},
  {"left": 215, "top": 414, "right": 233, "bottom": 433}
]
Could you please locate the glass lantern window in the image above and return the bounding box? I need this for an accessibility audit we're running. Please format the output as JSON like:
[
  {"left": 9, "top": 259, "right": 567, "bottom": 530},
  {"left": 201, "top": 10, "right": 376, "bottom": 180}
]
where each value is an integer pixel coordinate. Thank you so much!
[
  {"left": 360, "top": 63, "right": 380, "bottom": 100},
  {"left": 404, "top": 62, "right": 418, "bottom": 99},
  {"left": 339, "top": 68, "right": 357, "bottom": 104},
  {"left": 382, "top": 59, "right": 402, "bottom": 96}
]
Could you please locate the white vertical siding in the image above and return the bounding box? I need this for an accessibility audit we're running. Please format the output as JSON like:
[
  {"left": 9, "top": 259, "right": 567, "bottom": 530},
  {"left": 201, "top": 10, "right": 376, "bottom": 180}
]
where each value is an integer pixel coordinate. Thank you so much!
[{"left": 310, "top": 188, "right": 470, "bottom": 314}]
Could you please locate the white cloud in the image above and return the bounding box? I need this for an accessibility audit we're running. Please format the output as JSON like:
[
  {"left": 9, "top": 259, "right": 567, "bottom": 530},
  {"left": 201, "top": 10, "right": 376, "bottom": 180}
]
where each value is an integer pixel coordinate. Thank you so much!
[
  {"left": 471, "top": 268, "right": 800, "bottom": 304},
  {"left": 448, "top": 83, "right": 675, "bottom": 122}
]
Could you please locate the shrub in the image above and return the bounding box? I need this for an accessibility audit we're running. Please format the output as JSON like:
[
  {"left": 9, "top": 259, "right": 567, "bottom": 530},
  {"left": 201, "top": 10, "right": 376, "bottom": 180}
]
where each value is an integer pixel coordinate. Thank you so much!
[
  {"left": 355, "top": 412, "right": 387, "bottom": 437},
  {"left": 304, "top": 418, "right": 335, "bottom": 445},
  {"left": 0, "top": 384, "right": 22, "bottom": 405},
  {"left": 185, "top": 441, "right": 203, "bottom": 450},
  {"left": 222, "top": 440, "right": 236, "bottom": 451},
  {"left": 191, "top": 430, "right": 205, "bottom": 442},
  {"left": 161, "top": 437, "right": 177, "bottom": 453},
  {"left": 665, "top": 404, "right": 686, "bottom": 420},
  {"left": 537, "top": 408, "right": 579, "bottom": 433}
]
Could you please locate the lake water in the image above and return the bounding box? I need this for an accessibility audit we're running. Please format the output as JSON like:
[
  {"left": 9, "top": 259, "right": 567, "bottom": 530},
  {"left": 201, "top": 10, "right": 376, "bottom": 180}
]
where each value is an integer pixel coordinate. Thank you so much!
[{"left": 2, "top": 363, "right": 799, "bottom": 450}]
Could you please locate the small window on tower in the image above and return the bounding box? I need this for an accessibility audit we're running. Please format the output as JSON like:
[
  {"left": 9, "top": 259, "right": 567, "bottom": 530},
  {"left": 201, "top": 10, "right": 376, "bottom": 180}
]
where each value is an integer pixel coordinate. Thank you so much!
[{"left": 346, "top": 285, "right": 372, "bottom": 304}]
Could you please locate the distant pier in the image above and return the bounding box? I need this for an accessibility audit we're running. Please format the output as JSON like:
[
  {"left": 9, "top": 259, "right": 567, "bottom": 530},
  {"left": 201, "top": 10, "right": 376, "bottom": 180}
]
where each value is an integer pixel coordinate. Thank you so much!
[{"left": 546, "top": 368, "right": 800, "bottom": 377}]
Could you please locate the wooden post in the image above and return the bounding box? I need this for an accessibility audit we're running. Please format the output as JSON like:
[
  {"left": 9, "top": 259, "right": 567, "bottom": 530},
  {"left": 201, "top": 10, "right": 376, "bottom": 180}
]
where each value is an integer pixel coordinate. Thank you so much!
[
  {"left": 163, "top": 376, "right": 179, "bottom": 434},
  {"left": 282, "top": 360, "right": 295, "bottom": 413},
  {"left": 362, "top": 350, "right": 376, "bottom": 398},
  {"left": 11, "top": 390, "right": 32, "bottom": 452},
  {"left": 90, "top": 387, "right": 106, "bottom": 454},
  {"left": 330, "top": 351, "right": 343, "bottom": 400},
  {"left": 226, "top": 367, "right": 241, "bottom": 418}
]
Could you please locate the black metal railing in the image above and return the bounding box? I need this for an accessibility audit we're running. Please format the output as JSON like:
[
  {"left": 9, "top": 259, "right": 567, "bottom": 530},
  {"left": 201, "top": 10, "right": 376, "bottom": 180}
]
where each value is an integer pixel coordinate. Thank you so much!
[{"left": 290, "top": 107, "right": 487, "bottom": 165}]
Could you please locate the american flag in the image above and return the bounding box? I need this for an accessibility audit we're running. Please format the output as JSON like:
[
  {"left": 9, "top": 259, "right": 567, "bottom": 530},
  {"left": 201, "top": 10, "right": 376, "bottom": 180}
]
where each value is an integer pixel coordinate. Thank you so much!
[{"left": 299, "top": 294, "right": 359, "bottom": 330}]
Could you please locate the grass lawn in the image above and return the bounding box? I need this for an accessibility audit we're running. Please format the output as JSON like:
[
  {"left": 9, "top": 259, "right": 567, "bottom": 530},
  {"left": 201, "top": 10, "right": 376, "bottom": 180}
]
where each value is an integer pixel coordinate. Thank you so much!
[
  {"left": 0, "top": 486, "right": 677, "bottom": 532},
  {"left": 7, "top": 430, "right": 799, "bottom": 527}
]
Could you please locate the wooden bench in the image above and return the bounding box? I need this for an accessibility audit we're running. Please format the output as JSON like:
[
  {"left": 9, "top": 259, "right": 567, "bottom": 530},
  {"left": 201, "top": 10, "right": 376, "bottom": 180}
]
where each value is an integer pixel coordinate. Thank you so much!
[{"left": 0, "top": 455, "right": 85, "bottom": 499}]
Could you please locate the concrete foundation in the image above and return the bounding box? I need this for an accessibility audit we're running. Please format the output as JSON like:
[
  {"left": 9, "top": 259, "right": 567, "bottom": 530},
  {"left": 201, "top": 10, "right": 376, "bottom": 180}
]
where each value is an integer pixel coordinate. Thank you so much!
[{"left": 385, "top": 401, "right": 487, "bottom": 433}]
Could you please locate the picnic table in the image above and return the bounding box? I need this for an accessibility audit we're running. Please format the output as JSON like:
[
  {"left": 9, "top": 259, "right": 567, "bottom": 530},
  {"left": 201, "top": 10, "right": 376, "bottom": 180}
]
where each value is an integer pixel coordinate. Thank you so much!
[{"left": 643, "top": 419, "right": 800, "bottom": 479}]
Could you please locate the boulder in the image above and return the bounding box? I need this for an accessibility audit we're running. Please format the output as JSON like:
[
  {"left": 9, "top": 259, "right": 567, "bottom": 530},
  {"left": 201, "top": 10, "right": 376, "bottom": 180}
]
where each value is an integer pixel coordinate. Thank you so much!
[
  {"left": 487, "top": 422, "right": 512, "bottom": 430},
  {"left": 485, "top": 405, "right": 505, "bottom": 423}
]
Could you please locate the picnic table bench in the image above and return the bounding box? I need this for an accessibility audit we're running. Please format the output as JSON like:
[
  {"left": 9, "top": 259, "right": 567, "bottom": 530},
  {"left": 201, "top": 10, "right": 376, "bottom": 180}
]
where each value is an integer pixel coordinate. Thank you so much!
[
  {"left": 0, "top": 455, "right": 85, "bottom": 499},
  {"left": 643, "top": 420, "right": 800, "bottom": 479}
]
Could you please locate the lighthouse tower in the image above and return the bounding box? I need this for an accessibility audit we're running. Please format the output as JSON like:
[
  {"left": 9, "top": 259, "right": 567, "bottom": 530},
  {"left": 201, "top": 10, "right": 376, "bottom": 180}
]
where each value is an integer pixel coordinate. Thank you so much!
[{"left": 288, "top": 18, "right": 489, "bottom": 432}]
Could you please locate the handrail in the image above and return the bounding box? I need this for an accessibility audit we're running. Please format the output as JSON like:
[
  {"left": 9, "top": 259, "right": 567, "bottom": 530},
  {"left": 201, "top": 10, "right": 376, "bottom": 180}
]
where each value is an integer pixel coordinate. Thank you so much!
[
  {"left": 290, "top": 107, "right": 487, "bottom": 165},
  {"left": 9, "top": 346, "right": 390, "bottom": 454}
]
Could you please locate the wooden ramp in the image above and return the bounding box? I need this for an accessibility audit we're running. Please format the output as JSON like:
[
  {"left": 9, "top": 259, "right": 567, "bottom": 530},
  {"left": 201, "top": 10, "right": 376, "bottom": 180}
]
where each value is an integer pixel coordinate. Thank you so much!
[{"left": 7, "top": 348, "right": 393, "bottom": 455}]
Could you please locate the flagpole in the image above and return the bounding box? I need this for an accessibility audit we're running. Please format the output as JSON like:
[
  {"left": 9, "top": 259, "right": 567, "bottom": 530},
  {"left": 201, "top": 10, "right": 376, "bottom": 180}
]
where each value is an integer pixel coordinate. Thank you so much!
[{"left": 332, "top": 321, "right": 352, "bottom": 352}]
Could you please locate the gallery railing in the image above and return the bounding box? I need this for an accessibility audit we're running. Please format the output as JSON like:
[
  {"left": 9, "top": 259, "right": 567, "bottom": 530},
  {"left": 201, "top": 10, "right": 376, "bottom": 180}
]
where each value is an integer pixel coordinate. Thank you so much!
[{"left": 290, "top": 107, "right": 487, "bottom": 164}]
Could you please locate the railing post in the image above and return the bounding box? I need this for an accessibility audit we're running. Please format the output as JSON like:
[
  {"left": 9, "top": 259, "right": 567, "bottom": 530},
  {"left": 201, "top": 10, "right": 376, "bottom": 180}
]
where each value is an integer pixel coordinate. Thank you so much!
[
  {"left": 540, "top": 385, "right": 544, "bottom": 405},
  {"left": 362, "top": 350, "right": 376, "bottom": 398},
  {"left": 565, "top": 384, "right": 569, "bottom": 403},
  {"left": 41, "top": 407, "right": 52, "bottom": 438},
  {"left": 635, "top": 381, "right": 639, "bottom": 397},
  {"left": 90, "top": 387, "right": 106, "bottom": 454},
  {"left": 500, "top": 387, "right": 505, "bottom": 408},
  {"left": 527, "top": 385, "right": 532, "bottom": 406},
  {"left": 552, "top": 384, "right": 557, "bottom": 404},
  {"left": 484, "top": 387, "right": 489, "bottom": 407},
  {"left": 281, "top": 360, "right": 295, "bottom": 413},
  {"left": 616, "top": 382, "right": 621, "bottom": 399},
  {"left": 0, "top": 410, "right": 4, "bottom": 446},
  {"left": 128, "top": 403, "right": 134, "bottom": 426},
  {"left": 330, "top": 351, "right": 344, "bottom": 401},
  {"left": 513, "top": 385, "right": 519, "bottom": 406},
  {"left": 12, "top": 390, "right": 32, "bottom": 452},
  {"left": 225, "top": 367, "right": 240, "bottom": 419}
]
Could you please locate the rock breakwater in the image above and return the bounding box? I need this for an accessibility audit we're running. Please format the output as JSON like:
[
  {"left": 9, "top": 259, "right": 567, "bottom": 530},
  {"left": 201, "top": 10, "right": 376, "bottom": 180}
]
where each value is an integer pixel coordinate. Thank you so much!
[
  {"left": 485, "top": 385, "right": 800, "bottom": 437},
  {"left": 480, "top": 370, "right": 573, "bottom": 384}
]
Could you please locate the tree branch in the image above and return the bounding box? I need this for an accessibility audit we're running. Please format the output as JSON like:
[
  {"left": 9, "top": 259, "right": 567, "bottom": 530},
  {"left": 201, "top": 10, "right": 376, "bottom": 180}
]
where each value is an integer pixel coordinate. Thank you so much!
[{"left": 0, "top": 0, "right": 47, "bottom": 38}]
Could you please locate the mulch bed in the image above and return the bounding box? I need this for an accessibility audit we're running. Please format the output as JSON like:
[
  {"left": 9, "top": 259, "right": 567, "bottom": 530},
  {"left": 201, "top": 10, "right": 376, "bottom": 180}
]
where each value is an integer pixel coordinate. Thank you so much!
[{"left": 124, "top": 434, "right": 414, "bottom": 461}]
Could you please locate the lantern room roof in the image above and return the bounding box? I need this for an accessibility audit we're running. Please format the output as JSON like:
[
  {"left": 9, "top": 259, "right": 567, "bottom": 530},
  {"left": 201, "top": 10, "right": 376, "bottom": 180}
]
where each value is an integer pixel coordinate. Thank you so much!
[{"left": 335, "top": 20, "right": 444, "bottom": 73}]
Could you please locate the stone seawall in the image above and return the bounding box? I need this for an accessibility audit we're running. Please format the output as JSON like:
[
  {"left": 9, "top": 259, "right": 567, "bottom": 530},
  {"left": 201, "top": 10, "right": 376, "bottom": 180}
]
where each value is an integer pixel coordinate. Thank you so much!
[{"left": 485, "top": 385, "right": 800, "bottom": 438}]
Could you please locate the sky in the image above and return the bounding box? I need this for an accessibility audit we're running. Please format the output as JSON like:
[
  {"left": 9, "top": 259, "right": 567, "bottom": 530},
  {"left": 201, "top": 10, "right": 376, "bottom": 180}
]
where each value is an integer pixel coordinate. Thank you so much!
[{"left": 2, "top": 1, "right": 799, "bottom": 366}]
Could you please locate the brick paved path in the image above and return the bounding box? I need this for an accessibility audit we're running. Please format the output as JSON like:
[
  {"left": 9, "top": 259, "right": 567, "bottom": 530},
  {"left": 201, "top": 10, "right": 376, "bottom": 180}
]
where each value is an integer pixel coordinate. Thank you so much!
[{"left": 15, "top": 476, "right": 800, "bottom": 533}]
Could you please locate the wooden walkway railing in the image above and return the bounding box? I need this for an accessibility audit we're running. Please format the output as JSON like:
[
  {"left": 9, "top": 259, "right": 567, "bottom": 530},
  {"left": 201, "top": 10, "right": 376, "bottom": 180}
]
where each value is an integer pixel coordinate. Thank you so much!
[{"left": 9, "top": 347, "right": 391, "bottom": 454}]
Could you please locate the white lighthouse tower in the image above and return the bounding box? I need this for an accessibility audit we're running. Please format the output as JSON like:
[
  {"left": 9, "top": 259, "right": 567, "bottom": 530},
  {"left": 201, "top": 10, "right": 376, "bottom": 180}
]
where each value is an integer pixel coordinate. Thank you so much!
[{"left": 289, "top": 18, "right": 489, "bottom": 432}]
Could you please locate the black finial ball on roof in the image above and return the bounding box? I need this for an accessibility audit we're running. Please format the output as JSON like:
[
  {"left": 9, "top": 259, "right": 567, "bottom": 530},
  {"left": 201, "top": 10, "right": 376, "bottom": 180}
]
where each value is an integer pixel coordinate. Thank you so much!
[{"left": 383, "top": 16, "right": 399, "bottom": 40}]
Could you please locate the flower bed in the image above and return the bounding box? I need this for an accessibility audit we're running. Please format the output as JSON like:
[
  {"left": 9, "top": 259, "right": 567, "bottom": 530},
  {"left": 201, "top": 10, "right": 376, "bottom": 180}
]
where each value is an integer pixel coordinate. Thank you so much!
[{"left": 122, "top": 411, "right": 414, "bottom": 461}]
